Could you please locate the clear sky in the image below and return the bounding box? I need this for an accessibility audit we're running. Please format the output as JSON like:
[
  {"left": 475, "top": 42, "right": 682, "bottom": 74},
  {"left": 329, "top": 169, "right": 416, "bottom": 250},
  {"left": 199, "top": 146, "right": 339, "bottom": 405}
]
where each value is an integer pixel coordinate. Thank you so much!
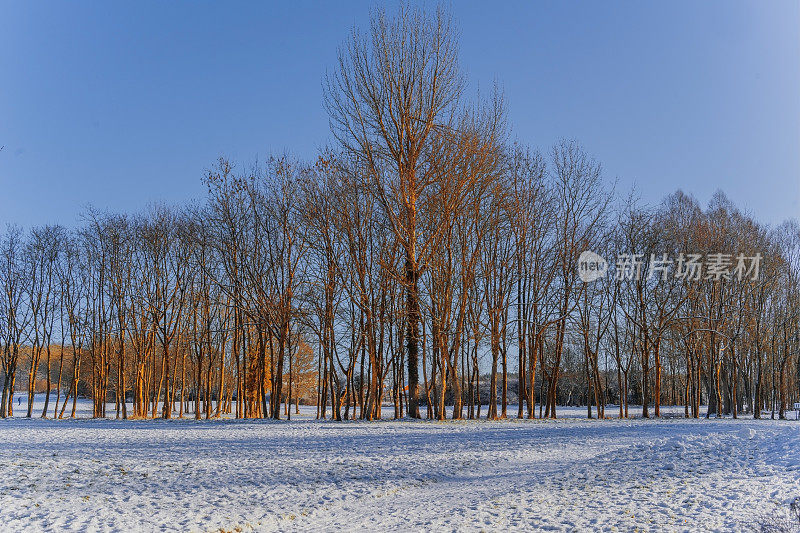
[{"left": 1, "top": 1, "right": 798, "bottom": 229}]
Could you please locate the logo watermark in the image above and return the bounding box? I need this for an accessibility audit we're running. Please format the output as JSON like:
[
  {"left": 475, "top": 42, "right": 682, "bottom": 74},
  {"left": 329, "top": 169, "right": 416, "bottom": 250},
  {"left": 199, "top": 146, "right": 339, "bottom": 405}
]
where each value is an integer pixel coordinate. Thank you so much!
[
  {"left": 577, "top": 251, "right": 762, "bottom": 283},
  {"left": 577, "top": 250, "right": 609, "bottom": 282}
]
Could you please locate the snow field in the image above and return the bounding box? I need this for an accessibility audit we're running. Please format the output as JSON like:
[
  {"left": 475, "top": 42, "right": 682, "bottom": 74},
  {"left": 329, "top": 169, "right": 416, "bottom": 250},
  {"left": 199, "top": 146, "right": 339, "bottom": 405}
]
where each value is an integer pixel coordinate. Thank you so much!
[{"left": 1, "top": 395, "right": 799, "bottom": 532}]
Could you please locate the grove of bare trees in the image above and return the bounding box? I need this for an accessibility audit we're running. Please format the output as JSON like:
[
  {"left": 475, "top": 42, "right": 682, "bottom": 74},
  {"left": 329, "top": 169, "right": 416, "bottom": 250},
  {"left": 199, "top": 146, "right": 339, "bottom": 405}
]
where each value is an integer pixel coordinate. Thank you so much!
[{"left": 1, "top": 6, "right": 798, "bottom": 422}]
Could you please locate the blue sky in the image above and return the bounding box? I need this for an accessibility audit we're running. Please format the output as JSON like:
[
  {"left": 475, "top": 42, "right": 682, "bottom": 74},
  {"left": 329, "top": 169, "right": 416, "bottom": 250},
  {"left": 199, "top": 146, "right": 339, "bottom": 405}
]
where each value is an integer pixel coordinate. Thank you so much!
[{"left": 1, "top": 1, "right": 798, "bottom": 228}]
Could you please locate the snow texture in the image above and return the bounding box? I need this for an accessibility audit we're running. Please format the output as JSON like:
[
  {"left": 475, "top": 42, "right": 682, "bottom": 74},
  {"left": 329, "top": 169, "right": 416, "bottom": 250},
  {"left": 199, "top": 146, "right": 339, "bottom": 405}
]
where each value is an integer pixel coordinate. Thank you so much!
[{"left": 1, "top": 395, "right": 799, "bottom": 532}]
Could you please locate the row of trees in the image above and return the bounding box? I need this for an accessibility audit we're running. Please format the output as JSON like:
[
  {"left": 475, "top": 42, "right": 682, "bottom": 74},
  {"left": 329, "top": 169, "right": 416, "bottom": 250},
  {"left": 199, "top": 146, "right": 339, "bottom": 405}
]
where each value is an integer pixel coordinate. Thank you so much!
[{"left": 1, "top": 5, "right": 798, "bottom": 421}]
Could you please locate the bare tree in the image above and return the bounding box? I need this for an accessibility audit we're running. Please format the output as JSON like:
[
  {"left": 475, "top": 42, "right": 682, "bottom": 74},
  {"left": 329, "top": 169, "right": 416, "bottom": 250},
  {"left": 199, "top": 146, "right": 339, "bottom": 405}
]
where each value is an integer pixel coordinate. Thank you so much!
[{"left": 325, "top": 5, "right": 464, "bottom": 417}]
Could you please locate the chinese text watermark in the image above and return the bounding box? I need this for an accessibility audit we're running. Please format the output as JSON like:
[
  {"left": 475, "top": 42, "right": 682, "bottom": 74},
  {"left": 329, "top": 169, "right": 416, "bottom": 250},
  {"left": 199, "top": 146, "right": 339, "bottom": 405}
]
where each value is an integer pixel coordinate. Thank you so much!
[{"left": 577, "top": 251, "right": 762, "bottom": 283}]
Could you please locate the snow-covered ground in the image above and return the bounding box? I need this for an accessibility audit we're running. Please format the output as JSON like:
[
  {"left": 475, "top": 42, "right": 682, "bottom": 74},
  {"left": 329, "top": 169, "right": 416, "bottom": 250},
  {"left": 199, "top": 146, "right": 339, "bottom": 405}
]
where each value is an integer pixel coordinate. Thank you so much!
[{"left": 1, "top": 394, "right": 799, "bottom": 532}]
